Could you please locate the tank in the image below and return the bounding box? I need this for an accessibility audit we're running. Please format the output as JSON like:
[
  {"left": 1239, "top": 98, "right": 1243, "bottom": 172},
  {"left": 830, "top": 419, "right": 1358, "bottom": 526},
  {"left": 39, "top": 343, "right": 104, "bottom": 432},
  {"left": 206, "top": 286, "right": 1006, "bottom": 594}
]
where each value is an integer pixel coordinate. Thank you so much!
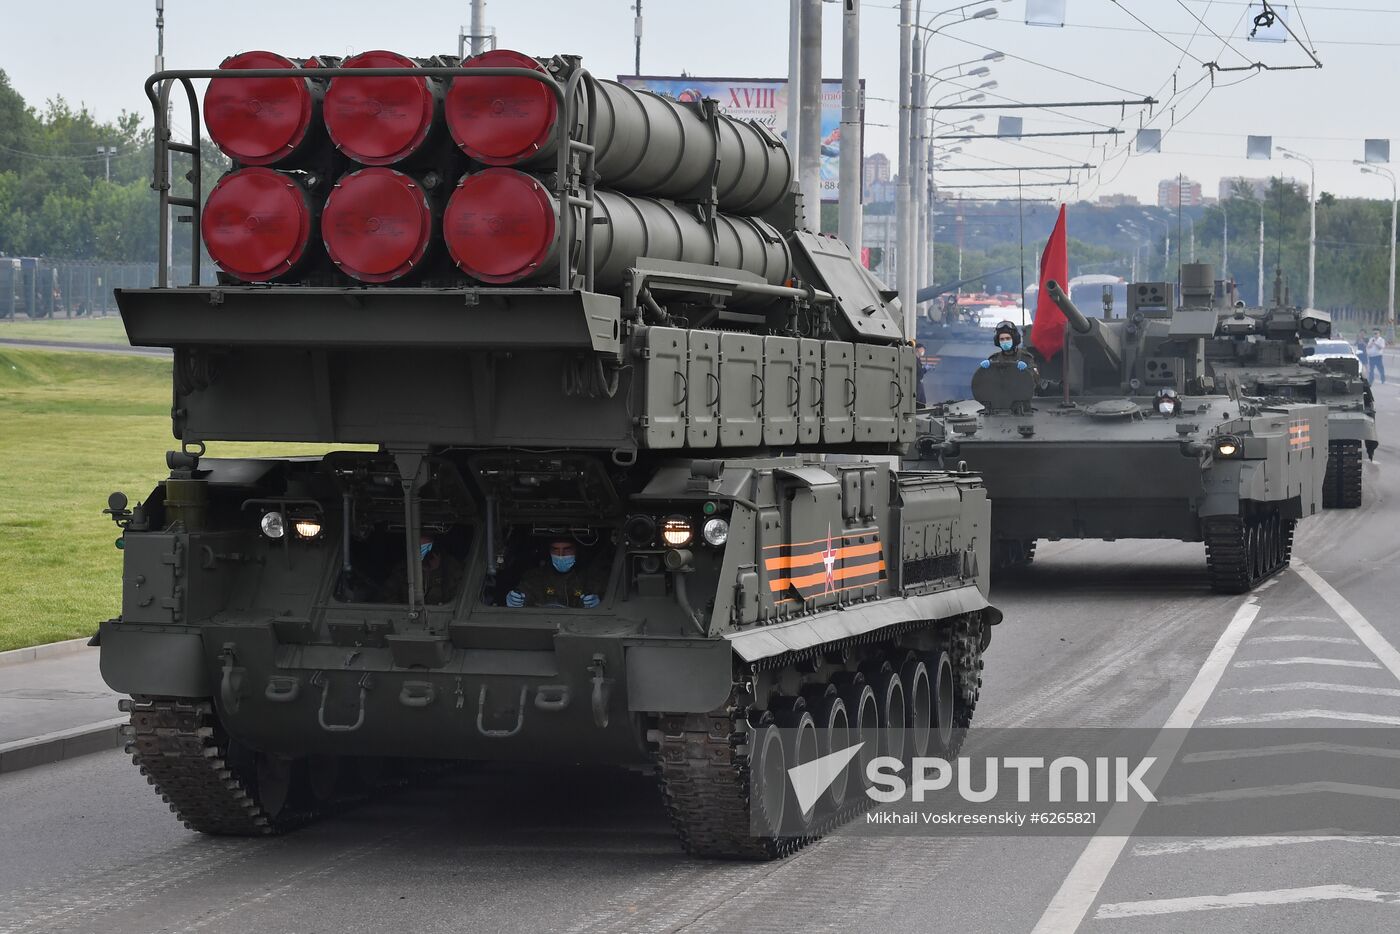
[
  {"left": 911, "top": 265, "right": 1328, "bottom": 593},
  {"left": 1205, "top": 270, "right": 1379, "bottom": 508},
  {"left": 97, "top": 51, "right": 1001, "bottom": 860}
]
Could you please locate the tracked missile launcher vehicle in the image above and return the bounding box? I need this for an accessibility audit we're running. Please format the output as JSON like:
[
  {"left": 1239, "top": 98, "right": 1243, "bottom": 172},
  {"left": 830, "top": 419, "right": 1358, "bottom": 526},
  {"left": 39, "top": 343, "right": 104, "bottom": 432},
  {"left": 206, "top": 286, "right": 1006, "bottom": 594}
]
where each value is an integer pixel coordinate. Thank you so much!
[
  {"left": 913, "top": 265, "right": 1327, "bottom": 592},
  {"left": 96, "top": 50, "right": 1000, "bottom": 859},
  {"left": 1206, "top": 273, "right": 1378, "bottom": 508}
]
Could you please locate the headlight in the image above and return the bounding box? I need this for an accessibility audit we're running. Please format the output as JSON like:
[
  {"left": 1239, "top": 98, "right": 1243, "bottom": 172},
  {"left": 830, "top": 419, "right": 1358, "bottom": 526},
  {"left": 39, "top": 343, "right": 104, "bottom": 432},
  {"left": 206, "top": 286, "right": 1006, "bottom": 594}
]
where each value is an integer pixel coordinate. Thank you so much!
[
  {"left": 293, "top": 518, "right": 323, "bottom": 540},
  {"left": 1214, "top": 437, "right": 1241, "bottom": 458},
  {"left": 260, "top": 510, "right": 286, "bottom": 539},
  {"left": 702, "top": 517, "right": 729, "bottom": 546},
  {"left": 661, "top": 516, "right": 694, "bottom": 547}
]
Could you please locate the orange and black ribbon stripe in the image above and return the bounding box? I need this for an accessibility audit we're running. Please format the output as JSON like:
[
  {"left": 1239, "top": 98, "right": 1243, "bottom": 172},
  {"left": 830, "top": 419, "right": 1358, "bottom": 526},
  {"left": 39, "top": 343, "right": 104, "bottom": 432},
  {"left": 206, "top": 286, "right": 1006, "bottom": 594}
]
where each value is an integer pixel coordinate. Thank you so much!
[
  {"left": 1288, "top": 419, "right": 1312, "bottom": 450},
  {"left": 764, "top": 532, "right": 886, "bottom": 602}
]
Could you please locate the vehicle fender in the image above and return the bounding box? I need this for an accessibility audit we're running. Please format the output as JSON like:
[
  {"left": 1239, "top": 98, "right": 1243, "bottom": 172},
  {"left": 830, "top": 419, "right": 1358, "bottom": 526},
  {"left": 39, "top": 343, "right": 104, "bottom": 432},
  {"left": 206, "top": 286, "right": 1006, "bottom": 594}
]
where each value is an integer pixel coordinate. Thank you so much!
[
  {"left": 98, "top": 620, "right": 212, "bottom": 698},
  {"left": 625, "top": 640, "right": 734, "bottom": 713},
  {"left": 724, "top": 583, "right": 997, "bottom": 664}
]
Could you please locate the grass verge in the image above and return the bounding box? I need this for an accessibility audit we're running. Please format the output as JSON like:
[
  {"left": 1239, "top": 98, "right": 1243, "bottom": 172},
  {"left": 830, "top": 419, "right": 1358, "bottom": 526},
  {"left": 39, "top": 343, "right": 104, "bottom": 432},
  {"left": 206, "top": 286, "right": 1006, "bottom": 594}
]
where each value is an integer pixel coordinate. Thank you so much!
[
  {"left": 0, "top": 315, "right": 130, "bottom": 346},
  {"left": 0, "top": 347, "right": 354, "bottom": 650}
]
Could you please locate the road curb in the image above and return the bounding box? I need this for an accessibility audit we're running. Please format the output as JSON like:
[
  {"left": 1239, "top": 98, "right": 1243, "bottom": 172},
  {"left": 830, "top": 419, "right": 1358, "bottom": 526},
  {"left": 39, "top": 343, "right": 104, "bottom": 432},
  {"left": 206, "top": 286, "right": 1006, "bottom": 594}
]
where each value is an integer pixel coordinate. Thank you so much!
[
  {"left": 0, "top": 717, "right": 127, "bottom": 775},
  {"left": 0, "top": 637, "right": 94, "bottom": 669}
]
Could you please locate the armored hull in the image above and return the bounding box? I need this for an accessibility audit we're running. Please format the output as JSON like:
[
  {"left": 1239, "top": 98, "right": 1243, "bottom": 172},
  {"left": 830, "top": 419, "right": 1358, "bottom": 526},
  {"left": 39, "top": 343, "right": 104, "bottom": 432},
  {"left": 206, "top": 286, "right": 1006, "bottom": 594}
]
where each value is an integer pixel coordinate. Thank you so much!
[
  {"left": 929, "top": 392, "right": 1327, "bottom": 591},
  {"left": 98, "top": 52, "right": 1000, "bottom": 859},
  {"left": 1206, "top": 297, "right": 1378, "bottom": 509},
  {"left": 916, "top": 269, "right": 1329, "bottom": 592}
]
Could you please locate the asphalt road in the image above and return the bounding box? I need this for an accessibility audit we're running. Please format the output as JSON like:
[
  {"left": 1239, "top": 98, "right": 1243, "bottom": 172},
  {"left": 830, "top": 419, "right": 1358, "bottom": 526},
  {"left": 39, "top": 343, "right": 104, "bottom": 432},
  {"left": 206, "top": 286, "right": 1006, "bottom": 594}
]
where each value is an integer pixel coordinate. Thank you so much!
[{"left": 2, "top": 386, "right": 1397, "bottom": 934}]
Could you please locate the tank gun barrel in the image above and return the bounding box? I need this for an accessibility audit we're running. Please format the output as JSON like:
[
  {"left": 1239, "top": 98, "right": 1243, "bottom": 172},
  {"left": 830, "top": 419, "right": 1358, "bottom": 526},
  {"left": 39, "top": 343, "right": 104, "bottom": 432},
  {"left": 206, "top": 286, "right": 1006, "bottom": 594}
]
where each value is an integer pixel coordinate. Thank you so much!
[{"left": 1046, "top": 280, "right": 1092, "bottom": 334}]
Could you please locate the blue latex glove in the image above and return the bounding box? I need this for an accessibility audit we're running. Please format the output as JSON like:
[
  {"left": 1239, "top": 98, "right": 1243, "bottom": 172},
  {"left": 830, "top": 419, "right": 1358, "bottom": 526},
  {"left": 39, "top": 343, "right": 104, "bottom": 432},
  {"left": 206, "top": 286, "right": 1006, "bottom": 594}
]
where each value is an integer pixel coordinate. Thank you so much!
[
  {"left": 1016, "top": 360, "right": 1028, "bottom": 371},
  {"left": 581, "top": 594, "right": 600, "bottom": 609},
  {"left": 506, "top": 590, "right": 526, "bottom": 607},
  {"left": 979, "top": 359, "right": 991, "bottom": 369}
]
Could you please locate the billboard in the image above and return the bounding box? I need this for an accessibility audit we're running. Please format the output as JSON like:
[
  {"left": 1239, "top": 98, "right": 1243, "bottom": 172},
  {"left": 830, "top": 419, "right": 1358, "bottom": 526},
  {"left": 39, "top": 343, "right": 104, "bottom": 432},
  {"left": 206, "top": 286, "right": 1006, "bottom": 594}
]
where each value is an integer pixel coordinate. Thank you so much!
[{"left": 617, "top": 75, "right": 858, "bottom": 204}]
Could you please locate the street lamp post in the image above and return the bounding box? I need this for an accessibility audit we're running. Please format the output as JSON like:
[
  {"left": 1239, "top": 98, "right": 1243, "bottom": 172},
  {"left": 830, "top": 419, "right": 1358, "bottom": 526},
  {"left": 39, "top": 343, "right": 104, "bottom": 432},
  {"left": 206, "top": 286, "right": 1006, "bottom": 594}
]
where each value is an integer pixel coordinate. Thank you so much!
[
  {"left": 920, "top": 85, "right": 988, "bottom": 312},
  {"left": 1139, "top": 212, "right": 1170, "bottom": 283},
  {"left": 913, "top": 52, "right": 999, "bottom": 318},
  {"left": 1357, "top": 161, "right": 1397, "bottom": 330},
  {"left": 897, "top": 0, "right": 1005, "bottom": 335},
  {"left": 1279, "top": 147, "right": 1317, "bottom": 309}
]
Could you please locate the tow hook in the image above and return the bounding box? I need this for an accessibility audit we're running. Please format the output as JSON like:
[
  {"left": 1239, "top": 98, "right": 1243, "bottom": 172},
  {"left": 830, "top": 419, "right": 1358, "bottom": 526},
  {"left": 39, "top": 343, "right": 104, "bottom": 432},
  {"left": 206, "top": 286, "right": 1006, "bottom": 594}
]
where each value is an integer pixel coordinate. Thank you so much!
[
  {"left": 218, "top": 644, "right": 245, "bottom": 715},
  {"left": 589, "top": 654, "right": 614, "bottom": 729}
]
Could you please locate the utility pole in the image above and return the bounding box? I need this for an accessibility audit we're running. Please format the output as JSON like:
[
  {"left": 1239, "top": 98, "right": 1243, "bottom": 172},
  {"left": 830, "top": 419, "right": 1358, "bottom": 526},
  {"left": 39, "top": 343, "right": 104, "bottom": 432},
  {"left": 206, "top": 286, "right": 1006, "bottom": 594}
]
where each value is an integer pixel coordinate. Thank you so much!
[
  {"left": 1222, "top": 205, "right": 1228, "bottom": 283},
  {"left": 97, "top": 145, "right": 117, "bottom": 182},
  {"left": 787, "top": 0, "right": 802, "bottom": 162},
  {"left": 798, "top": 0, "right": 823, "bottom": 230},
  {"left": 632, "top": 0, "right": 642, "bottom": 76},
  {"left": 1257, "top": 199, "right": 1265, "bottom": 307},
  {"left": 897, "top": 0, "right": 914, "bottom": 338},
  {"left": 155, "top": 0, "right": 173, "bottom": 287},
  {"left": 910, "top": 31, "right": 925, "bottom": 310},
  {"left": 837, "top": 0, "right": 862, "bottom": 251},
  {"left": 1279, "top": 147, "right": 1317, "bottom": 308}
]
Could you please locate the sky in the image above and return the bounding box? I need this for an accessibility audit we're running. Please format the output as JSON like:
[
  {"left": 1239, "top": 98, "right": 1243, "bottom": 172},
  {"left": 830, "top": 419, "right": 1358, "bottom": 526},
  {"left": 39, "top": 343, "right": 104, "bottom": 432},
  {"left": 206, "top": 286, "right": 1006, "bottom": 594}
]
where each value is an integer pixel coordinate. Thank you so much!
[{"left": 2, "top": 0, "right": 1399, "bottom": 206}]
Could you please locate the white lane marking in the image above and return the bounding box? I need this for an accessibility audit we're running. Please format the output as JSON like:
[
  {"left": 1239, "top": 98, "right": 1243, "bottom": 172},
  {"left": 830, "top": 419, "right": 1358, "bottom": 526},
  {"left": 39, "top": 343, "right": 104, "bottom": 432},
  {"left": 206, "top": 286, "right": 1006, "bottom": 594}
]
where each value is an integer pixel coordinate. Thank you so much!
[
  {"left": 1253, "top": 577, "right": 1281, "bottom": 592},
  {"left": 1295, "top": 561, "right": 1400, "bottom": 683},
  {"left": 1029, "top": 599, "right": 1260, "bottom": 934},
  {"left": 1221, "top": 681, "right": 1400, "bottom": 699},
  {"left": 1095, "top": 884, "right": 1400, "bottom": 919},
  {"left": 1233, "top": 657, "right": 1381, "bottom": 669},
  {"left": 1182, "top": 742, "right": 1400, "bottom": 763},
  {"left": 1247, "top": 635, "right": 1359, "bottom": 645},
  {"left": 1158, "top": 781, "right": 1400, "bottom": 805},
  {"left": 1203, "top": 708, "right": 1400, "bottom": 726},
  {"left": 1134, "top": 834, "right": 1400, "bottom": 857}
]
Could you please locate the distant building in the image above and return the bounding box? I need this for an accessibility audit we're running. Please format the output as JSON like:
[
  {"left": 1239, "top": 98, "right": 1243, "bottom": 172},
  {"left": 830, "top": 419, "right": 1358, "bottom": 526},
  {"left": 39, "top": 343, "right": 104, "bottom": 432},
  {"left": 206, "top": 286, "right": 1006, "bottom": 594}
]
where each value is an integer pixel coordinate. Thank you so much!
[
  {"left": 1218, "top": 176, "right": 1307, "bottom": 200},
  {"left": 1097, "top": 193, "right": 1140, "bottom": 207},
  {"left": 1158, "top": 177, "right": 1203, "bottom": 208},
  {"left": 863, "top": 153, "right": 891, "bottom": 188}
]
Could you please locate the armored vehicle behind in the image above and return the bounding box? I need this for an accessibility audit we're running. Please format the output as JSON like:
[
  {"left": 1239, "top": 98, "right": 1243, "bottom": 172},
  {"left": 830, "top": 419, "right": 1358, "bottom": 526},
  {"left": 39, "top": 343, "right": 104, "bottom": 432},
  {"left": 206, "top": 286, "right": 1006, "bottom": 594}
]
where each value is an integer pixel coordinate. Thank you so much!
[
  {"left": 914, "top": 266, "right": 1327, "bottom": 592},
  {"left": 1206, "top": 273, "right": 1378, "bottom": 508},
  {"left": 98, "top": 50, "right": 1001, "bottom": 860}
]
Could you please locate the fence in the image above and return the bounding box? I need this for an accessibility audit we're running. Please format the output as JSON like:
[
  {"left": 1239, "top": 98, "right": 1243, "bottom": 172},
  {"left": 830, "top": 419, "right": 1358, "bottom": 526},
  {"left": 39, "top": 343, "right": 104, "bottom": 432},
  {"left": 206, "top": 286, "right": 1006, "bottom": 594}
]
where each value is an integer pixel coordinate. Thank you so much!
[{"left": 0, "top": 258, "right": 217, "bottom": 319}]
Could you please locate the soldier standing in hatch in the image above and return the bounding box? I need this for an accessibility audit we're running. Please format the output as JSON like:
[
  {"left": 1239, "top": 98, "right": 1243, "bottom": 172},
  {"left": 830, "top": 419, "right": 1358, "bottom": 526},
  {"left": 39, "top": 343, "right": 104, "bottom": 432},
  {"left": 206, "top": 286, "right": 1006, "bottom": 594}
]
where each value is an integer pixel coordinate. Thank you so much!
[
  {"left": 507, "top": 539, "right": 604, "bottom": 608},
  {"left": 979, "top": 320, "right": 1038, "bottom": 378}
]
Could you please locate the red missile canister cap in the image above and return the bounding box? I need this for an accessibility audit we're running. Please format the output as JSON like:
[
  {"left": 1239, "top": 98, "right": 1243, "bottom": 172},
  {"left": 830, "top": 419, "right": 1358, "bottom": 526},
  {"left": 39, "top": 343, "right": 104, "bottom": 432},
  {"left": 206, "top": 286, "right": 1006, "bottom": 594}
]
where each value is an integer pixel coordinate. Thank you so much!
[
  {"left": 324, "top": 51, "right": 434, "bottom": 165},
  {"left": 204, "top": 51, "right": 314, "bottom": 166},
  {"left": 321, "top": 167, "right": 432, "bottom": 283},
  {"left": 201, "top": 168, "right": 312, "bottom": 282},
  {"left": 446, "top": 49, "right": 558, "bottom": 166},
  {"left": 443, "top": 169, "right": 556, "bottom": 283}
]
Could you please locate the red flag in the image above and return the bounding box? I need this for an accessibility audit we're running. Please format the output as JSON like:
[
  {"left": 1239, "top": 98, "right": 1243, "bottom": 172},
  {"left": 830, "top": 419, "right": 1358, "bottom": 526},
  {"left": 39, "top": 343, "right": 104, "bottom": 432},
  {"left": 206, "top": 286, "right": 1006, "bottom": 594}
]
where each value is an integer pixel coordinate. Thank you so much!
[{"left": 1031, "top": 204, "right": 1070, "bottom": 359}]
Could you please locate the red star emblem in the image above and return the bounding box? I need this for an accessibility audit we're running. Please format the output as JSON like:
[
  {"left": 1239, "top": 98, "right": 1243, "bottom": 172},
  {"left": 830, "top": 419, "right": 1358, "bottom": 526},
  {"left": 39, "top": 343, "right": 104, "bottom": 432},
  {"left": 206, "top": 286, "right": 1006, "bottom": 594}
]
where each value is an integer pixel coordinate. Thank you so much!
[{"left": 821, "top": 524, "right": 838, "bottom": 593}]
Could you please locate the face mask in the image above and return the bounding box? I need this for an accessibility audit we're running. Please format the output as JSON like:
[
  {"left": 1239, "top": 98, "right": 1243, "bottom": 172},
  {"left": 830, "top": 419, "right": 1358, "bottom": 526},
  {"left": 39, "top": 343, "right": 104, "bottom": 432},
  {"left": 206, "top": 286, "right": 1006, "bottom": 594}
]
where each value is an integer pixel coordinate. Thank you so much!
[
  {"left": 419, "top": 542, "right": 433, "bottom": 560},
  {"left": 999, "top": 339, "right": 1014, "bottom": 352},
  {"left": 552, "top": 554, "right": 576, "bottom": 574},
  {"left": 1158, "top": 402, "right": 1174, "bottom": 416}
]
